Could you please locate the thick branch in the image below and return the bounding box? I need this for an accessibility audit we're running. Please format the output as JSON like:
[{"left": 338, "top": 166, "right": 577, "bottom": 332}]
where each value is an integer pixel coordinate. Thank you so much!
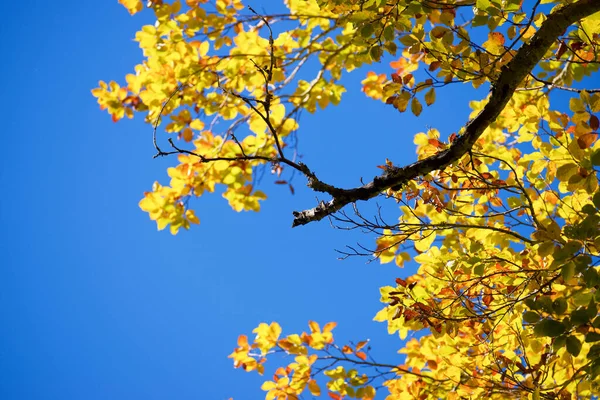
[{"left": 292, "top": 0, "right": 600, "bottom": 227}]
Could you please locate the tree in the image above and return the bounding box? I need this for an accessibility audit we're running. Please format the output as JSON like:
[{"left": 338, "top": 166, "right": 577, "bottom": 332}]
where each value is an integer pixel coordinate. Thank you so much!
[{"left": 93, "top": 0, "right": 600, "bottom": 398}]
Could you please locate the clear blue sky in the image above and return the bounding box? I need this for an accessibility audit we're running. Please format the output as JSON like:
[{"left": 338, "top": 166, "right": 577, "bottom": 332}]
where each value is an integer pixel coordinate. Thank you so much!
[{"left": 0, "top": 2, "right": 475, "bottom": 399}]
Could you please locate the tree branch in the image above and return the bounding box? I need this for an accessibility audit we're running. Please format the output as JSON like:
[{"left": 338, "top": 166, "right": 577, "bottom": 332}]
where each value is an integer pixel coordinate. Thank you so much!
[{"left": 291, "top": 0, "right": 600, "bottom": 227}]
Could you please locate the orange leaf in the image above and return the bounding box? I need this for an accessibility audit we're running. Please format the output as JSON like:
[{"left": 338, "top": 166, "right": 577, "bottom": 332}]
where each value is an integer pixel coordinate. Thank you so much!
[
  {"left": 428, "top": 139, "right": 444, "bottom": 148},
  {"left": 356, "top": 351, "right": 367, "bottom": 361},
  {"left": 237, "top": 335, "right": 248, "bottom": 347},
  {"left": 490, "top": 32, "right": 505, "bottom": 45},
  {"left": 323, "top": 321, "right": 337, "bottom": 333},
  {"left": 328, "top": 392, "right": 343, "bottom": 400},
  {"left": 342, "top": 345, "right": 353, "bottom": 354},
  {"left": 308, "top": 379, "right": 321, "bottom": 396},
  {"left": 490, "top": 197, "right": 503, "bottom": 207},
  {"left": 355, "top": 340, "right": 369, "bottom": 351},
  {"left": 183, "top": 127, "right": 193, "bottom": 142}
]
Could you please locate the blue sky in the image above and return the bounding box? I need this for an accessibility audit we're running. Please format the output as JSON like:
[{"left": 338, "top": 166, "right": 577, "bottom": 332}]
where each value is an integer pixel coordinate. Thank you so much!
[{"left": 0, "top": 2, "right": 477, "bottom": 399}]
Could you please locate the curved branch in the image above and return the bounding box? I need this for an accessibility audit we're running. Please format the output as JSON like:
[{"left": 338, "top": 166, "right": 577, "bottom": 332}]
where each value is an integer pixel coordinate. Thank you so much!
[{"left": 291, "top": 0, "right": 600, "bottom": 227}]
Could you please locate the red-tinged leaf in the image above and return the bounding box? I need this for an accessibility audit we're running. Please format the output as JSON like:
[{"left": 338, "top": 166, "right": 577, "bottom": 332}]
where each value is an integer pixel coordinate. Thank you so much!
[
  {"left": 449, "top": 133, "right": 457, "bottom": 142},
  {"left": 429, "top": 61, "right": 441, "bottom": 71},
  {"left": 577, "top": 133, "right": 597, "bottom": 149},
  {"left": 490, "top": 32, "right": 505, "bottom": 45},
  {"left": 451, "top": 174, "right": 458, "bottom": 183},
  {"left": 578, "top": 167, "right": 590, "bottom": 178},
  {"left": 492, "top": 179, "right": 506, "bottom": 186},
  {"left": 356, "top": 351, "right": 367, "bottom": 361},
  {"left": 572, "top": 41, "right": 584, "bottom": 51},
  {"left": 396, "top": 277, "right": 407, "bottom": 287},
  {"left": 428, "top": 139, "right": 444, "bottom": 148},
  {"left": 386, "top": 96, "right": 396, "bottom": 104},
  {"left": 590, "top": 115, "right": 599, "bottom": 131},
  {"left": 274, "top": 180, "right": 287, "bottom": 184},
  {"left": 328, "top": 392, "right": 342, "bottom": 400},
  {"left": 391, "top": 73, "right": 402, "bottom": 83},
  {"left": 483, "top": 294, "right": 493, "bottom": 306},
  {"left": 427, "top": 359, "right": 438, "bottom": 370},
  {"left": 403, "top": 74, "right": 413, "bottom": 85},
  {"left": 342, "top": 345, "right": 353, "bottom": 354},
  {"left": 355, "top": 340, "right": 369, "bottom": 351},
  {"left": 481, "top": 172, "right": 493, "bottom": 179},
  {"left": 111, "top": 113, "right": 120, "bottom": 123}
]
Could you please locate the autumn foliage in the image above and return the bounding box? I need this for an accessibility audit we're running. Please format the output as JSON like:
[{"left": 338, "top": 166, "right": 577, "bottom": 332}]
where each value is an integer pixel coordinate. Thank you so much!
[{"left": 94, "top": 0, "right": 600, "bottom": 398}]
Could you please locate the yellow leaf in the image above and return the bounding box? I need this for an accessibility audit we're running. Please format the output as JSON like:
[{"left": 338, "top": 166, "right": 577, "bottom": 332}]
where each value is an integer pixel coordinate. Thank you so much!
[
  {"left": 414, "top": 232, "right": 436, "bottom": 252},
  {"left": 119, "top": 0, "right": 143, "bottom": 15}
]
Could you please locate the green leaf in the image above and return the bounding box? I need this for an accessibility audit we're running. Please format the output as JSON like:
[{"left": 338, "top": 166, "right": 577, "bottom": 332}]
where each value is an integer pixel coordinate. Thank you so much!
[
  {"left": 534, "top": 319, "right": 566, "bottom": 337},
  {"left": 537, "top": 296, "right": 553, "bottom": 313},
  {"left": 476, "top": 0, "right": 491, "bottom": 10},
  {"left": 574, "top": 292, "right": 594, "bottom": 307},
  {"left": 411, "top": 97, "right": 422, "bottom": 117},
  {"left": 553, "top": 298, "right": 568, "bottom": 315},
  {"left": 588, "top": 343, "right": 600, "bottom": 359},
  {"left": 586, "top": 332, "right": 600, "bottom": 342},
  {"left": 566, "top": 335, "right": 582, "bottom": 357},
  {"left": 474, "top": 263, "right": 485, "bottom": 276},
  {"left": 584, "top": 268, "right": 599, "bottom": 288},
  {"left": 593, "top": 192, "right": 600, "bottom": 209},
  {"left": 369, "top": 46, "right": 382, "bottom": 62},
  {"left": 383, "top": 25, "right": 394, "bottom": 41},
  {"left": 523, "top": 311, "right": 541, "bottom": 323},
  {"left": 553, "top": 335, "right": 567, "bottom": 352},
  {"left": 424, "top": 88, "right": 435, "bottom": 106},
  {"left": 571, "top": 308, "right": 591, "bottom": 326},
  {"left": 562, "top": 262, "right": 575, "bottom": 281},
  {"left": 360, "top": 24, "right": 374, "bottom": 38},
  {"left": 583, "top": 204, "right": 598, "bottom": 215},
  {"left": 591, "top": 149, "right": 600, "bottom": 166},
  {"left": 525, "top": 298, "right": 540, "bottom": 310}
]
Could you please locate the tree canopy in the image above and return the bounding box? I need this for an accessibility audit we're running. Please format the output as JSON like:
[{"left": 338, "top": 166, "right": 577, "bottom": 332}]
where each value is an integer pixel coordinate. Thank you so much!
[{"left": 94, "top": 0, "right": 600, "bottom": 398}]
